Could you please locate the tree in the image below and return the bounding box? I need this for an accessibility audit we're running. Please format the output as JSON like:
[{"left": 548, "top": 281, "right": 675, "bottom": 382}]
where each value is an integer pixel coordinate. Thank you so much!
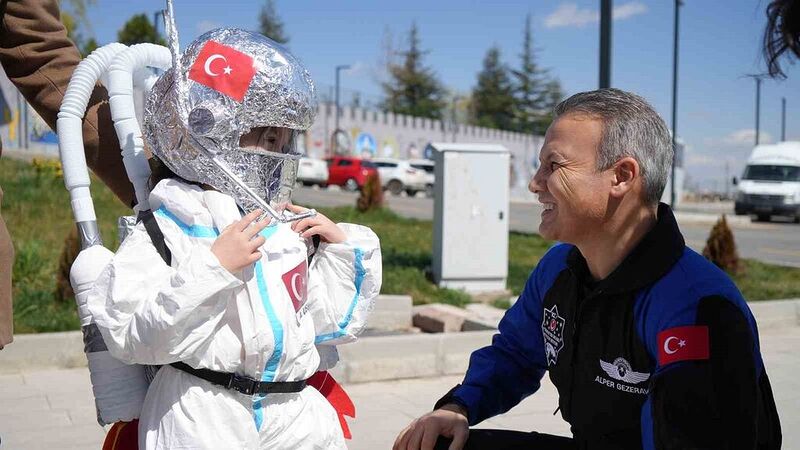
[
  {"left": 381, "top": 23, "right": 446, "bottom": 120},
  {"left": 539, "top": 78, "right": 564, "bottom": 125},
  {"left": 512, "top": 14, "right": 549, "bottom": 134},
  {"left": 471, "top": 46, "right": 516, "bottom": 130},
  {"left": 258, "top": 0, "right": 289, "bottom": 44},
  {"left": 81, "top": 38, "right": 99, "bottom": 57},
  {"left": 61, "top": 0, "right": 97, "bottom": 57},
  {"left": 117, "top": 14, "right": 166, "bottom": 46},
  {"left": 509, "top": 14, "right": 565, "bottom": 135}
]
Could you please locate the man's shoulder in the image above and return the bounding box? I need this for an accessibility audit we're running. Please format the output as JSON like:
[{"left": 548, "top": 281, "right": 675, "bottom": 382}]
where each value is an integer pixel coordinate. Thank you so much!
[
  {"left": 538, "top": 242, "right": 573, "bottom": 270},
  {"left": 634, "top": 247, "right": 754, "bottom": 350},
  {"left": 650, "top": 247, "right": 744, "bottom": 305},
  {"left": 523, "top": 243, "right": 573, "bottom": 296}
]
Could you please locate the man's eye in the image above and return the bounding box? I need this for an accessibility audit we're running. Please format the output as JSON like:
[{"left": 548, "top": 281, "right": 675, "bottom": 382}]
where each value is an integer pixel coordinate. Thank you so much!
[{"left": 550, "top": 162, "right": 559, "bottom": 171}]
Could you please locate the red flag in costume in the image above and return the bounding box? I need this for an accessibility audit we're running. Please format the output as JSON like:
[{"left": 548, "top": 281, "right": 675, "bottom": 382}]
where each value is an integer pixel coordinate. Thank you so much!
[
  {"left": 188, "top": 41, "right": 256, "bottom": 102},
  {"left": 281, "top": 261, "right": 308, "bottom": 312}
]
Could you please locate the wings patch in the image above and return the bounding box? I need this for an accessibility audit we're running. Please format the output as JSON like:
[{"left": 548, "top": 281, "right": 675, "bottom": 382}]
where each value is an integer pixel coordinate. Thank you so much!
[{"left": 599, "top": 358, "right": 650, "bottom": 385}]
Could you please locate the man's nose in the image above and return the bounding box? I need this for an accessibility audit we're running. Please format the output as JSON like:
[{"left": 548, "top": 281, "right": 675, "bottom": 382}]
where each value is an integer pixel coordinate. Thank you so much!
[{"left": 529, "top": 167, "right": 546, "bottom": 193}]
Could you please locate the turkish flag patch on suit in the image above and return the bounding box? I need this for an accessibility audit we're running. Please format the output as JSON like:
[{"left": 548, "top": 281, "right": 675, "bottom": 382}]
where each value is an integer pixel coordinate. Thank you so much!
[
  {"left": 188, "top": 40, "right": 256, "bottom": 102},
  {"left": 657, "top": 325, "right": 710, "bottom": 366},
  {"left": 282, "top": 261, "right": 308, "bottom": 313}
]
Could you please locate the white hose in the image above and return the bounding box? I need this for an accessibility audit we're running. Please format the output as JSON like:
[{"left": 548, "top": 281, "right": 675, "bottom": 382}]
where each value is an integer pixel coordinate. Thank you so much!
[
  {"left": 107, "top": 43, "right": 172, "bottom": 212},
  {"left": 57, "top": 42, "right": 150, "bottom": 426},
  {"left": 57, "top": 43, "right": 127, "bottom": 229}
]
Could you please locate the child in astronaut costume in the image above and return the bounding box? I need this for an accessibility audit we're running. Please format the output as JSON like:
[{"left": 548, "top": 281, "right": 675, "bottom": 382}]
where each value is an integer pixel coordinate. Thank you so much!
[{"left": 86, "top": 28, "right": 381, "bottom": 450}]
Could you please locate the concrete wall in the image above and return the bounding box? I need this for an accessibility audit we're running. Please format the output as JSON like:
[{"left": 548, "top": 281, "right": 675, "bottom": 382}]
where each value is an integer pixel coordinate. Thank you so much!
[{"left": 302, "top": 102, "right": 545, "bottom": 189}]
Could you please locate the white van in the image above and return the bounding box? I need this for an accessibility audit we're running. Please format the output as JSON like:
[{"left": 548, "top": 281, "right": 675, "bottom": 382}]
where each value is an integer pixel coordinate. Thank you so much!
[{"left": 734, "top": 141, "right": 800, "bottom": 223}]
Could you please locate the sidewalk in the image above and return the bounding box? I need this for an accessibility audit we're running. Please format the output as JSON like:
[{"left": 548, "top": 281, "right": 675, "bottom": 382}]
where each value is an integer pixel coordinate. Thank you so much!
[{"left": 0, "top": 325, "right": 798, "bottom": 449}]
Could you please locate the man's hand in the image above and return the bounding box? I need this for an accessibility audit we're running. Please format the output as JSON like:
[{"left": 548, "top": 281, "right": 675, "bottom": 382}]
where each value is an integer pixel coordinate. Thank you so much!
[
  {"left": 287, "top": 204, "right": 347, "bottom": 244},
  {"left": 393, "top": 403, "right": 469, "bottom": 450},
  {"left": 211, "top": 209, "right": 269, "bottom": 273}
]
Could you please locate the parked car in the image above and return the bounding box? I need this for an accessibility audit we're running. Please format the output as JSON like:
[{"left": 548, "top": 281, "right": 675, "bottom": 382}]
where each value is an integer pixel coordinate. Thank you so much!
[
  {"left": 371, "top": 157, "right": 429, "bottom": 196},
  {"left": 408, "top": 159, "right": 435, "bottom": 197},
  {"left": 296, "top": 156, "right": 328, "bottom": 187},
  {"left": 324, "top": 156, "right": 378, "bottom": 191}
]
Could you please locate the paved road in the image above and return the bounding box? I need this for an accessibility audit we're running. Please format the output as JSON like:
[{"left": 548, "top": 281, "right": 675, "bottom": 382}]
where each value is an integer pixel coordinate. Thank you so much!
[
  {"left": 294, "top": 187, "right": 800, "bottom": 268},
  {"left": 2, "top": 325, "right": 798, "bottom": 449}
]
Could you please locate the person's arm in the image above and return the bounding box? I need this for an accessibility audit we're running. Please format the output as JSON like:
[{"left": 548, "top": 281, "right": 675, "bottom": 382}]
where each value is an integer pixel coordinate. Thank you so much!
[
  {"left": 0, "top": 0, "right": 134, "bottom": 206},
  {"left": 306, "top": 222, "right": 382, "bottom": 348},
  {"left": 435, "top": 268, "right": 549, "bottom": 426},
  {"left": 643, "top": 296, "right": 762, "bottom": 449}
]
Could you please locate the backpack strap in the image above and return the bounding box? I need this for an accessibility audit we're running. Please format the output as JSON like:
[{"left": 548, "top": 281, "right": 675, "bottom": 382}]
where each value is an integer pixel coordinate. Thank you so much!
[
  {"left": 307, "top": 234, "right": 321, "bottom": 266},
  {"left": 138, "top": 209, "right": 172, "bottom": 266}
]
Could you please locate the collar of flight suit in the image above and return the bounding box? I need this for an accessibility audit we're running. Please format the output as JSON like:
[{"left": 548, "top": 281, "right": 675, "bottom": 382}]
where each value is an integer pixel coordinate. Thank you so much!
[{"left": 565, "top": 202, "right": 687, "bottom": 297}]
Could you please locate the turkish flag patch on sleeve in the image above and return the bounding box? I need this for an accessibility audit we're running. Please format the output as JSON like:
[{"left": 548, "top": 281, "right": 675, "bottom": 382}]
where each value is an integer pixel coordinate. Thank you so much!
[
  {"left": 188, "top": 40, "right": 256, "bottom": 102},
  {"left": 657, "top": 325, "right": 710, "bottom": 366}
]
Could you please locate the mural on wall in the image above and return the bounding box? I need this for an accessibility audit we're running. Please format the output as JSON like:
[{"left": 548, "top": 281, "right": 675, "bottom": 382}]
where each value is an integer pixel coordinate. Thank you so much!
[
  {"left": 333, "top": 129, "right": 352, "bottom": 155},
  {"left": 30, "top": 111, "right": 57, "bottom": 144},
  {"left": 381, "top": 136, "right": 398, "bottom": 158},
  {"left": 309, "top": 127, "right": 326, "bottom": 158},
  {"left": 423, "top": 143, "right": 435, "bottom": 160},
  {"left": 355, "top": 132, "right": 376, "bottom": 158}
]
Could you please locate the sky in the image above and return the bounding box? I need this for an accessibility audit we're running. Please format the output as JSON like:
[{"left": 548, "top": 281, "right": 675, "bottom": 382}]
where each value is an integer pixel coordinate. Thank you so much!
[{"left": 79, "top": 0, "right": 799, "bottom": 192}]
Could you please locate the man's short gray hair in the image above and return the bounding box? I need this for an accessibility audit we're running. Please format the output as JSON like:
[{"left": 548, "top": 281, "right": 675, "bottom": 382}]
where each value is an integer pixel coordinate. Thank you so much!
[{"left": 553, "top": 88, "right": 673, "bottom": 205}]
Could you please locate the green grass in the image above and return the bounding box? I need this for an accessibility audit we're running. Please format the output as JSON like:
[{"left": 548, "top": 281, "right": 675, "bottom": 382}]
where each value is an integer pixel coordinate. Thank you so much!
[
  {"left": 3, "top": 157, "right": 800, "bottom": 332},
  {"left": 733, "top": 259, "right": 800, "bottom": 301},
  {"left": 2, "top": 158, "right": 129, "bottom": 333}
]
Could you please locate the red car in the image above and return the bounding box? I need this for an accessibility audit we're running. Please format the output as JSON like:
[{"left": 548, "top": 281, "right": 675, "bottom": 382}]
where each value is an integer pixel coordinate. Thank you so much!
[{"left": 324, "top": 156, "right": 378, "bottom": 191}]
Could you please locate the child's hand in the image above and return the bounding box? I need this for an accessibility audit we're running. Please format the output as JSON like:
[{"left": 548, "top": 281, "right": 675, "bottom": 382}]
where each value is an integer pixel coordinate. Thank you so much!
[
  {"left": 287, "top": 204, "right": 347, "bottom": 244},
  {"left": 211, "top": 209, "right": 270, "bottom": 273}
]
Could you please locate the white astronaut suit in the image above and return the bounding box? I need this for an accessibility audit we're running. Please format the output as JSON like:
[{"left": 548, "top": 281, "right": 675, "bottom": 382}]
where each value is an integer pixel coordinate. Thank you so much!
[
  {"left": 85, "top": 27, "right": 382, "bottom": 449},
  {"left": 89, "top": 179, "right": 380, "bottom": 449}
]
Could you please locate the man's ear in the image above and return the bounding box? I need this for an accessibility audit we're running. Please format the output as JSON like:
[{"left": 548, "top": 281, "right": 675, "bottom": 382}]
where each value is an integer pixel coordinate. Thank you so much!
[{"left": 610, "top": 157, "right": 640, "bottom": 198}]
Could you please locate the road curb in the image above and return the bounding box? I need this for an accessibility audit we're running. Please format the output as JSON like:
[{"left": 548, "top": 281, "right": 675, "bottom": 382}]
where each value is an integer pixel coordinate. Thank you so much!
[{"left": 2, "top": 299, "right": 796, "bottom": 379}]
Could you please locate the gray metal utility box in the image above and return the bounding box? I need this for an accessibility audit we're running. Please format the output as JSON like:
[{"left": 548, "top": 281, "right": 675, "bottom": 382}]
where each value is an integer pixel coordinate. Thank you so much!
[{"left": 431, "top": 143, "right": 510, "bottom": 293}]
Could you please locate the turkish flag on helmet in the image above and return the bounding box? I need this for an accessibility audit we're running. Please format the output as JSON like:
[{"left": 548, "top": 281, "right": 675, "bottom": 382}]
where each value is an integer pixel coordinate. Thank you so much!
[
  {"left": 657, "top": 325, "right": 710, "bottom": 366},
  {"left": 188, "top": 40, "right": 256, "bottom": 102}
]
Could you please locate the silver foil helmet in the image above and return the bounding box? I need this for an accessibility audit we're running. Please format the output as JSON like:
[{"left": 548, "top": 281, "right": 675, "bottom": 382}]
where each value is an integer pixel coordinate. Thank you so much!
[{"left": 143, "top": 28, "right": 318, "bottom": 218}]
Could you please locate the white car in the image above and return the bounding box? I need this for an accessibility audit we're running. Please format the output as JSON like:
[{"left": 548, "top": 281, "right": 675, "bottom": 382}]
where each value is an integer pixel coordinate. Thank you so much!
[
  {"left": 296, "top": 156, "right": 329, "bottom": 187},
  {"left": 408, "top": 159, "right": 435, "bottom": 197},
  {"left": 371, "top": 158, "right": 430, "bottom": 196}
]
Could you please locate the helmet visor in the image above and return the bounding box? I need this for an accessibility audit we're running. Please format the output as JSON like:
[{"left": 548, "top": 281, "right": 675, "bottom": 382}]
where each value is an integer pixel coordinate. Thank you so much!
[{"left": 220, "top": 126, "right": 300, "bottom": 214}]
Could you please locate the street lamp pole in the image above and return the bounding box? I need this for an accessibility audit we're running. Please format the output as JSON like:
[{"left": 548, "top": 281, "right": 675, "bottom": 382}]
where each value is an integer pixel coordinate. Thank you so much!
[
  {"left": 755, "top": 77, "right": 762, "bottom": 146},
  {"left": 599, "top": 0, "right": 612, "bottom": 88},
  {"left": 781, "top": 97, "right": 786, "bottom": 142},
  {"left": 670, "top": 0, "right": 682, "bottom": 208},
  {"left": 334, "top": 65, "right": 350, "bottom": 134}
]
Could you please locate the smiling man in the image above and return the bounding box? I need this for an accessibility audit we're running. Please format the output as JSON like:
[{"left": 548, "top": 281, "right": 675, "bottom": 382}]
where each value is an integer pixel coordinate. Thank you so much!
[{"left": 394, "top": 88, "right": 782, "bottom": 450}]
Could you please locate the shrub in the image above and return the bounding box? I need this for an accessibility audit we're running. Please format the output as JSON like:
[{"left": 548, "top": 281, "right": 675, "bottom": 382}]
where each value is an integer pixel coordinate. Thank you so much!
[
  {"left": 702, "top": 215, "right": 741, "bottom": 274},
  {"left": 356, "top": 172, "right": 384, "bottom": 212}
]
